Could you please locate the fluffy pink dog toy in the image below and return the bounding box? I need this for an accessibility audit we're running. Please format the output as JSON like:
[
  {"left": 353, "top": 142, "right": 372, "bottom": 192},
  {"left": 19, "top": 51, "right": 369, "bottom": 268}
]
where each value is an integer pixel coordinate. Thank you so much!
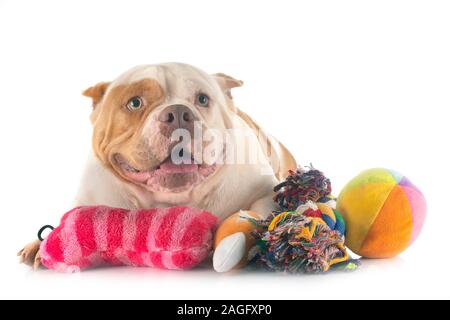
[{"left": 39, "top": 206, "right": 218, "bottom": 272}]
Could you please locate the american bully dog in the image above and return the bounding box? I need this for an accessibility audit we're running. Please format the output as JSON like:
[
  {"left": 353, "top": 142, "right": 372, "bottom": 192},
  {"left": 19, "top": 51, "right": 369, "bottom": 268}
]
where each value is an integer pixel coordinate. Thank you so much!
[{"left": 18, "top": 63, "right": 296, "bottom": 271}]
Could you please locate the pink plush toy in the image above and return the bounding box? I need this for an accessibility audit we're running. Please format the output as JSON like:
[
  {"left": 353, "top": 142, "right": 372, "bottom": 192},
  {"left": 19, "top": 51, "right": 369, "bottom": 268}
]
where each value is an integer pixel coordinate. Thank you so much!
[{"left": 40, "top": 206, "right": 218, "bottom": 272}]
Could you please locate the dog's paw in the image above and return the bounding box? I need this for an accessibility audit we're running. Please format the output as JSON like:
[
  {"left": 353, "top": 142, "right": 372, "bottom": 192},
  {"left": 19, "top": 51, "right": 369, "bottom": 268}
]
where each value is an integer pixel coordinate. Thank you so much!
[
  {"left": 17, "top": 240, "right": 42, "bottom": 268},
  {"left": 33, "top": 250, "right": 42, "bottom": 270}
]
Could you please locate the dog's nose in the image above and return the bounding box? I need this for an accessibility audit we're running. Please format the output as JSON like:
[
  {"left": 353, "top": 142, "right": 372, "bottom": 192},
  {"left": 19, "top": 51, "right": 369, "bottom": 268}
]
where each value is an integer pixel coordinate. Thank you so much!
[{"left": 158, "top": 105, "right": 195, "bottom": 127}]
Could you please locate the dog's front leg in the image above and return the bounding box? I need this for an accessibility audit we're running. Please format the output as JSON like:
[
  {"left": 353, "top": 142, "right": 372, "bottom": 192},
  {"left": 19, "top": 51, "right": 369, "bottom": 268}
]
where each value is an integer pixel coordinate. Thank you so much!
[{"left": 248, "top": 195, "right": 277, "bottom": 218}]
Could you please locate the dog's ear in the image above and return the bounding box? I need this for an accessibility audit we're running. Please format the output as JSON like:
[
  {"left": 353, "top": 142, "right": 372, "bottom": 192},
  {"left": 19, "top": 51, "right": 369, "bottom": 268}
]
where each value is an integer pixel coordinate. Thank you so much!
[
  {"left": 213, "top": 73, "right": 243, "bottom": 99},
  {"left": 82, "top": 82, "right": 111, "bottom": 107}
]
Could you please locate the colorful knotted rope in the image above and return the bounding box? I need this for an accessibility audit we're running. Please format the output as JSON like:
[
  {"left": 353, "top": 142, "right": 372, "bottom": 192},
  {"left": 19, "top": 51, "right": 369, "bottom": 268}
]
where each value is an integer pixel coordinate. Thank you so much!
[
  {"left": 249, "top": 212, "right": 357, "bottom": 273},
  {"left": 273, "top": 166, "right": 332, "bottom": 211}
]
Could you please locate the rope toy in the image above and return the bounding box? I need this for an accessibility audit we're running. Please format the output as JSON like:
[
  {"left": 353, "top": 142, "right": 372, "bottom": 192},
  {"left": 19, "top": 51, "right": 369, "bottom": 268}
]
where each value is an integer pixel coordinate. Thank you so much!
[
  {"left": 249, "top": 212, "right": 355, "bottom": 273},
  {"left": 254, "top": 166, "right": 358, "bottom": 272},
  {"left": 296, "top": 201, "right": 346, "bottom": 235},
  {"left": 273, "top": 165, "right": 332, "bottom": 211},
  {"left": 213, "top": 165, "right": 359, "bottom": 273}
]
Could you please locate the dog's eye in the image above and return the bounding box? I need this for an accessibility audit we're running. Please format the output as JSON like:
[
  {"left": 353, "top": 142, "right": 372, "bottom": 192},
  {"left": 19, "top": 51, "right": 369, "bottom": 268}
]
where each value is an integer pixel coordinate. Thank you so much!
[
  {"left": 126, "top": 97, "right": 143, "bottom": 111},
  {"left": 196, "top": 93, "right": 209, "bottom": 107}
]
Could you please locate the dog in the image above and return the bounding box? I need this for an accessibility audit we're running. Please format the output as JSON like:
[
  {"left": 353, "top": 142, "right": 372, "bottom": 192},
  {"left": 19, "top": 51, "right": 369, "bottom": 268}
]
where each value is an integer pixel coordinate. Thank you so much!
[{"left": 18, "top": 63, "right": 296, "bottom": 270}]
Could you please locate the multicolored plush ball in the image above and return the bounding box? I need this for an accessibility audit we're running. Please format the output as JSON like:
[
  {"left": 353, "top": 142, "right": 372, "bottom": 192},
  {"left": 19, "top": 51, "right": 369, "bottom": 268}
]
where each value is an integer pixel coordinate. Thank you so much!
[{"left": 337, "top": 168, "right": 426, "bottom": 258}]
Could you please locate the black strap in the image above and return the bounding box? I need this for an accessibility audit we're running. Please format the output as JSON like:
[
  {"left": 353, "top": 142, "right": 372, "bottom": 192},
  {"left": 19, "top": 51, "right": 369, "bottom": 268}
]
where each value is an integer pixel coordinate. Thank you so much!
[{"left": 37, "top": 225, "right": 54, "bottom": 241}]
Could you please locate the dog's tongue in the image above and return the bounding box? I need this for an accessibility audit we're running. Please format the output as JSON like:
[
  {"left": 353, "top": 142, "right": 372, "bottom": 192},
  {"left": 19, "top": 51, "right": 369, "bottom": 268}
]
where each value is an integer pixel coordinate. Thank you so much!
[{"left": 159, "top": 159, "right": 198, "bottom": 174}]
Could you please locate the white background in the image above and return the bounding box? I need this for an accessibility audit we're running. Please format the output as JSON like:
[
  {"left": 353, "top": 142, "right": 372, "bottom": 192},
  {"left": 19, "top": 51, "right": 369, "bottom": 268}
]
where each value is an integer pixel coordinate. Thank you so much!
[{"left": 0, "top": 0, "right": 449, "bottom": 299}]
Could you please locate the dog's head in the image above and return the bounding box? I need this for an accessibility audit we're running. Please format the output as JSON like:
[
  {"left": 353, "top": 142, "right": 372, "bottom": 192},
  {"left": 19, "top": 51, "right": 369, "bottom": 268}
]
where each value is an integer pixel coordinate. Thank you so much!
[{"left": 83, "top": 63, "right": 243, "bottom": 193}]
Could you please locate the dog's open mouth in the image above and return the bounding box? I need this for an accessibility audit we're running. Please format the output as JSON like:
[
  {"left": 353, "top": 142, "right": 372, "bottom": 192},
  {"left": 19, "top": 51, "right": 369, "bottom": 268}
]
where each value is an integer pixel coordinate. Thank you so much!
[{"left": 114, "top": 153, "right": 218, "bottom": 192}]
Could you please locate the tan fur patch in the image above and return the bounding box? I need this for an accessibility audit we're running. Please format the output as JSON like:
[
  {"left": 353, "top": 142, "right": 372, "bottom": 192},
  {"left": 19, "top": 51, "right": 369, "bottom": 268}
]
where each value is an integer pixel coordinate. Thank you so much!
[
  {"left": 237, "top": 108, "right": 297, "bottom": 180},
  {"left": 91, "top": 78, "right": 165, "bottom": 181}
]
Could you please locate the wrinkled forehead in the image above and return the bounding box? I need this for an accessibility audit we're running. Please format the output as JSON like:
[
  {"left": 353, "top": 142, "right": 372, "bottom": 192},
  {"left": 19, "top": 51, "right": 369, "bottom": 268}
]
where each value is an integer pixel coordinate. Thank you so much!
[{"left": 110, "top": 63, "right": 219, "bottom": 98}]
